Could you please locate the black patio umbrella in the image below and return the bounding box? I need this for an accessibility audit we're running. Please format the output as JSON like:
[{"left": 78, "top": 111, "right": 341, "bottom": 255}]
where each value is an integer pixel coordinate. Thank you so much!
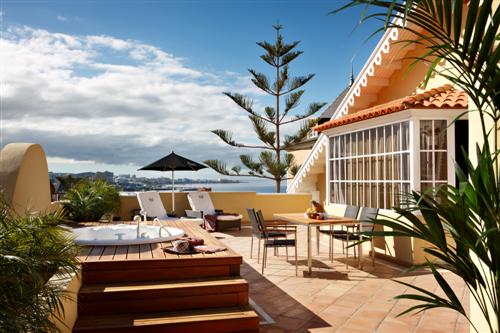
[{"left": 138, "top": 152, "right": 207, "bottom": 212}]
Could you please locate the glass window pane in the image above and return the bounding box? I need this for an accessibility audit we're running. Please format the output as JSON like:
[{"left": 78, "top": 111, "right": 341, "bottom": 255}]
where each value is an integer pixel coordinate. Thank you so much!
[
  {"left": 420, "top": 182, "right": 433, "bottom": 194},
  {"left": 377, "top": 156, "right": 384, "bottom": 180},
  {"left": 402, "top": 122, "right": 410, "bottom": 151},
  {"left": 393, "top": 123, "right": 401, "bottom": 152},
  {"left": 357, "top": 158, "right": 363, "bottom": 181},
  {"left": 377, "top": 127, "right": 384, "bottom": 154},
  {"left": 346, "top": 134, "right": 351, "bottom": 157},
  {"left": 371, "top": 156, "right": 376, "bottom": 181},
  {"left": 394, "top": 154, "right": 401, "bottom": 180},
  {"left": 358, "top": 183, "right": 364, "bottom": 206},
  {"left": 434, "top": 120, "right": 447, "bottom": 150},
  {"left": 346, "top": 183, "right": 352, "bottom": 205},
  {"left": 339, "top": 135, "right": 345, "bottom": 157},
  {"left": 334, "top": 136, "right": 339, "bottom": 158},
  {"left": 435, "top": 152, "right": 448, "bottom": 181},
  {"left": 346, "top": 159, "right": 351, "bottom": 180},
  {"left": 394, "top": 183, "right": 401, "bottom": 208},
  {"left": 340, "top": 160, "right": 345, "bottom": 180},
  {"left": 364, "top": 157, "right": 369, "bottom": 181},
  {"left": 385, "top": 125, "right": 393, "bottom": 153},
  {"left": 371, "top": 183, "right": 377, "bottom": 208},
  {"left": 402, "top": 153, "right": 410, "bottom": 180},
  {"left": 364, "top": 130, "right": 370, "bottom": 155},
  {"left": 420, "top": 152, "right": 433, "bottom": 180},
  {"left": 378, "top": 184, "right": 385, "bottom": 209},
  {"left": 370, "top": 128, "right": 377, "bottom": 154},
  {"left": 385, "top": 155, "right": 393, "bottom": 180},
  {"left": 420, "top": 120, "right": 433, "bottom": 150},
  {"left": 352, "top": 133, "right": 357, "bottom": 156},
  {"left": 358, "top": 132, "right": 364, "bottom": 156},
  {"left": 386, "top": 183, "right": 393, "bottom": 209},
  {"left": 331, "top": 183, "right": 335, "bottom": 203},
  {"left": 330, "top": 138, "right": 335, "bottom": 158}
]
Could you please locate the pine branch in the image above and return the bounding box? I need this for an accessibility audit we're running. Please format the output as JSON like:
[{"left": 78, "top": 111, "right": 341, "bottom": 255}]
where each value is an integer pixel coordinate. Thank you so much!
[
  {"left": 248, "top": 69, "right": 274, "bottom": 95},
  {"left": 281, "top": 102, "right": 327, "bottom": 124},
  {"left": 282, "top": 118, "right": 319, "bottom": 148},
  {"left": 222, "top": 92, "right": 271, "bottom": 123},
  {"left": 211, "top": 129, "right": 274, "bottom": 150},
  {"left": 280, "top": 90, "right": 305, "bottom": 120},
  {"left": 278, "top": 41, "right": 300, "bottom": 57},
  {"left": 259, "top": 151, "right": 288, "bottom": 178},
  {"left": 264, "top": 107, "right": 276, "bottom": 122},
  {"left": 240, "top": 154, "right": 264, "bottom": 175},
  {"left": 204, "top": 159, "right": 274, "bottom": 180},
  {"left": 282, "top": 74, "right": 315, "bottom": 94},
  {"left": 281, "top": 50, "right": 303, "bottom": 67},
  {"left": 249, "top": 115, "right": 276, "bottom": 148},
  {"left": 289, "top": 164, "right": 301, "bottom": 177},
  {"left": 273, "top": 65, "right": 289, "bottom": 94}
]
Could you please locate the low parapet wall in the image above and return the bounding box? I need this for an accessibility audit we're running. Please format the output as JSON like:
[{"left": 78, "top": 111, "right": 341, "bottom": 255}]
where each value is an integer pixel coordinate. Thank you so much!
[{"left": 117, "top": 191, "right": 312, "bottom": 222}]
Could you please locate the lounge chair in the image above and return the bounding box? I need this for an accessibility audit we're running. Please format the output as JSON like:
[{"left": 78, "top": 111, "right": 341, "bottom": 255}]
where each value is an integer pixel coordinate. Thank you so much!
[
  {"left": 186, "top": 192, "right": 242, "bottom": 232},
  {"left": 136, "top": 191, "right": 204, "bottom": 225}
]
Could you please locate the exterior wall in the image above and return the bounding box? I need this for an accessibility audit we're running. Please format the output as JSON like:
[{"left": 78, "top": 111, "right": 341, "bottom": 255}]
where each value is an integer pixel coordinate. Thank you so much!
[
  {"left": 118, "top": 191, "right": 312, "bottom": 222},
  {"left": 49, "top": 272, "right": 81, "bottom": 333},
  {"left": 287, "top": 149, "right": 313, "bottom": 185},
  {"left": 0, "top": 143, "right": 52, "bottom": 215},
  {"left": 316, "top": 172, "right": 327, "bottom": 205}
]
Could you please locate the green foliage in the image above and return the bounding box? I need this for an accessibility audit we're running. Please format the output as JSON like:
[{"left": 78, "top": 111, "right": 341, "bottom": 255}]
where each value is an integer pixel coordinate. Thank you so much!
[
  {"left": 0, "top": 202, "right": 79, "bottom": 332},
  {"left": 62, "top": 179, "right": 120, "bottom": 222},
  {"left": 208, "top": 24, "right": 327, "bottom": 192},
  {"left": 335, "top": 1, "right": 500, "bottom": 331}
]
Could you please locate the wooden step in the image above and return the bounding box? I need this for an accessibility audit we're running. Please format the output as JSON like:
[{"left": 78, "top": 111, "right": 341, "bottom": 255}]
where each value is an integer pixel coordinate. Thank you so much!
[
  {"left": 73, "top": 306, "right": 260, "bottom": 333},
  {"left": 81, "top": 257, "right": 242, "bottom": 283},
  {"left": 78, "top": 277, "right": 249, "bottom": 315}
]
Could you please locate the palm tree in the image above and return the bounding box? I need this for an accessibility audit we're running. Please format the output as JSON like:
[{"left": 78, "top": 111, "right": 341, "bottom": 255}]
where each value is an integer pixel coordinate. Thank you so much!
[
  {"left": 333, "top": 1, "right": 499, "bottom": 332},
  {"left": 0, "top": 202, "right": 79, "bottom": 332}
]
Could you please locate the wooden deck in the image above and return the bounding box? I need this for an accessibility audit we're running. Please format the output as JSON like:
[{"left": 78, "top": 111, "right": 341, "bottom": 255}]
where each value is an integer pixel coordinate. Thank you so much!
[
  {"left": 77, "top": 219, "right": 239, "bottom": 262},
  {"left": 72, "top": 220, "right": 259, "bottom": 332}
]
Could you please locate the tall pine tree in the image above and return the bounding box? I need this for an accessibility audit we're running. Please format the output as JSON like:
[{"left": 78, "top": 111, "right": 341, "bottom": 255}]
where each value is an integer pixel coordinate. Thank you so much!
[{"left": 205, "top": 23, "right": 326, "bottom": 192}]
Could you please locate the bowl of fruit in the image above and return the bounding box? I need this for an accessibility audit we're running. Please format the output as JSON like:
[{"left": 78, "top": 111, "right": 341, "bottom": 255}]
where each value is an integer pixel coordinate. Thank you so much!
[{"left": 305, "top": 201, "right": 326, "bottom": 220}]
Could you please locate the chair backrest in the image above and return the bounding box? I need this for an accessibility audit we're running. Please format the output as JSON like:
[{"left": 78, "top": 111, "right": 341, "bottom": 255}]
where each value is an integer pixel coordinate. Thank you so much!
[
  {"left": 246, "top": 208, "right": 262, "bottom": 235},
  {"left": 137, "top": 191, "right": 167, "bottom": 218},
  {"left": 358, "top": 207, "right": 379, "bottom": 232},
  {"left": 255, "top": 210, "right": 266, "bottom": 228},
  {"left": 344, "top": 205, "right": 360, "bottom": 219},
  {"left": 187, "top": 192, "right": 216, "bottom": 215}
]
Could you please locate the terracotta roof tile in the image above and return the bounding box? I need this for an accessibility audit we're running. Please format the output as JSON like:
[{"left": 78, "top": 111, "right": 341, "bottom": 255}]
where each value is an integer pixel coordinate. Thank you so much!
[{"left": 314, "top": 84, "right": 468, "bottom": 132}]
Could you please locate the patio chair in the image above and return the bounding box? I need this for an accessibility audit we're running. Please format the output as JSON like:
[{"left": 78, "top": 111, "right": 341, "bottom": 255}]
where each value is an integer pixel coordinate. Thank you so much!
[
  {"left": 247, "top": 209, "right": 298, "bottom": 276},
  {"left": 332, "top": 207, "right": 379, "bottom": 268},
  {"left": 137, "top": 191, "right": 203, "bottom": 226},
  {"left": 186, "top": 192, "right": 242, "bottom": 232},
  {"left": 136, "top": 191, "right": 171, "bottom": 221},
  {"left": 249, "top": 209, "right": 296, "bottom": 262},
  {"left": 316, "top": 205, "right": 360, "bottom": 259}
]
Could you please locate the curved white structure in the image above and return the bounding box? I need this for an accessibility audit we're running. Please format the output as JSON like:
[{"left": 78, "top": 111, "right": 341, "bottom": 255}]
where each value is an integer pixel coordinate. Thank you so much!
[{"left": 70, "top": 224, "right": 185, "bottom": 246}]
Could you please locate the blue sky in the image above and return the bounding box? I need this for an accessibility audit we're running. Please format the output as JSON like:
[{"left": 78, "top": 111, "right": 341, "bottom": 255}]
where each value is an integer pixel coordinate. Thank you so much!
[{"left": 1, "top": 0, "right": 382, "bottom": 180}]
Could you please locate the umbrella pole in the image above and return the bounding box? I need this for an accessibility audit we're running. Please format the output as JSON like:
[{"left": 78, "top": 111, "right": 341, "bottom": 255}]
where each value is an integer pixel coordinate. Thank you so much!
[{"left": 171, "top": 170, "right": 175, "bottom": 215}]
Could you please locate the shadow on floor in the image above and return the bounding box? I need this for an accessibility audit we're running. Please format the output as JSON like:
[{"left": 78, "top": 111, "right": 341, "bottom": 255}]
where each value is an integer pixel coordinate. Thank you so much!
[{"left": 240, "top": 262, "right": 332, "bottom": 332}]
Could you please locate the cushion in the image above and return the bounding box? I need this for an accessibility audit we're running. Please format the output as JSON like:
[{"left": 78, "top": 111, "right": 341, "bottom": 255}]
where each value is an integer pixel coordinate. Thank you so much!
[{"left": 216, "top": 214, "right": 243, "bottom": 221}]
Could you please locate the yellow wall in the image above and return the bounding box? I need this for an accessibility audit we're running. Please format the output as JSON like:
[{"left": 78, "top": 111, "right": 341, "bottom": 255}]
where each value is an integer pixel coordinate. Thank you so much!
[
  {"left": 49, "top": 272, "right": 81, "bottom": 332},
  {"left": 316, "top": 172, "right": 327, "bottom": 205},
  {"left": 117, "top": 191, "right": 312, "bottom": 222},
  {"left": 0, "top": 143, "right": 52, "bottom": 215}
]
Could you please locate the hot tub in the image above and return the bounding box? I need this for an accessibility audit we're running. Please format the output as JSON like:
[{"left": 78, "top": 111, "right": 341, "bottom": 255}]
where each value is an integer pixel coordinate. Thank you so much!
[{"left": 69, "top": 224, "right": 185, "bottom": 246}]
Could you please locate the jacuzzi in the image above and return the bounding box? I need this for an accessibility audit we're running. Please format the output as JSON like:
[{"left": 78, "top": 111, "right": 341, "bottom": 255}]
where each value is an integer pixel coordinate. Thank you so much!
[{"left": 69, "top": 224, "right": 185, "bottom": 246}]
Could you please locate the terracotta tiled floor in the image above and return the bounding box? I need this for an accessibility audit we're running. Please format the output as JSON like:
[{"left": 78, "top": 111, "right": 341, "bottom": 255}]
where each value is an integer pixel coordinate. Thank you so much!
[{"left": 215, "top": 226, "right": 470, "bottom": 333}]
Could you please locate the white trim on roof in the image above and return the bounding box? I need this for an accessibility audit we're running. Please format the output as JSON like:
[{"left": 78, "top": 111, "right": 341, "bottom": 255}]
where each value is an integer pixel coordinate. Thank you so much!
[{"left": 287, "top": 134, "right": 328, "bottom": 194}]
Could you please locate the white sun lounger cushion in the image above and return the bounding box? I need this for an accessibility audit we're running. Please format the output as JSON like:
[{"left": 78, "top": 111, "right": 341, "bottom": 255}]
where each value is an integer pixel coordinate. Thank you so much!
[
  {"left": 137, "top": 191, "right": 170, "bottom": 219},
  {"left": 216, "top": 214, "right": 243, "bottom": 221}
]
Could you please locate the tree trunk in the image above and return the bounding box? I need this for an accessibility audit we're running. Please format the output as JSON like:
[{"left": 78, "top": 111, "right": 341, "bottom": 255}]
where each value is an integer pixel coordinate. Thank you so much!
[{"left": 275, "top": 179, "right": 281, "bottom": 193}]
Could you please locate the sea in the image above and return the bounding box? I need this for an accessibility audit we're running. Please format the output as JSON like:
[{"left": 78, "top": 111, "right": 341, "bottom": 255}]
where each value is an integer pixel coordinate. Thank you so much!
[{"left": 179, "top": 182, "right": 287, "bottom": 193}]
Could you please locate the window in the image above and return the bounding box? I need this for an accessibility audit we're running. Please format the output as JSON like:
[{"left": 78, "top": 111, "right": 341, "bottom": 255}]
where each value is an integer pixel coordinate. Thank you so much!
[
  {"left": 419, "top": 120, "right": 448, "bottom": 192},
  {"left": 329, "top": 121, "right": 411, "bottom": 209}
]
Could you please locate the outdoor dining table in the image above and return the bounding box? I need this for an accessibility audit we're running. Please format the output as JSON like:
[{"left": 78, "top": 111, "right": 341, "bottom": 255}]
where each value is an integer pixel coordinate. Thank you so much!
[{"left": 273, "top": 213, "right": 361, "bottom": 274}]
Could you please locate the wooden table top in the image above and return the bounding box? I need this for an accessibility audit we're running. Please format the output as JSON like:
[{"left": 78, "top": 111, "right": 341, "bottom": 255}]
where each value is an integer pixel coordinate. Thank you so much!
[
  {"left": 74, "top": 219, "right": 240, "bottom": 263},
  {"left": 273, "top": 213, "right": 356, "bottom": 225}
]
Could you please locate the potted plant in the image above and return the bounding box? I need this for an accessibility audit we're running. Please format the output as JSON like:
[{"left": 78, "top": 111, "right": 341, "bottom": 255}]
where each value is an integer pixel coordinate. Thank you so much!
[{"left": 62, "top": 179, "right": 120, "bottom": 222}]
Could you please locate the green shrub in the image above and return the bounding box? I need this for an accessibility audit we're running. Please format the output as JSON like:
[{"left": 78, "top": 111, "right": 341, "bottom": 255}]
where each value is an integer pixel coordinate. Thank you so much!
[
  {"left": 62, "top": 179, "right": 120, "bottom": 222},
  {"left": 0, "top": 202, "right": 79, "bottom": 332}
]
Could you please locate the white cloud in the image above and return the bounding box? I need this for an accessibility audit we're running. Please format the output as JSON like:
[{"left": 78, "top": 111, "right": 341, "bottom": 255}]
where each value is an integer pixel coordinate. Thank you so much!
[
  {"left": 0, "top": 26, "right": 264, "bottom": 171},
  {"left": 56, "top": 15, "right": 68, "bottom": 22},
  {"left": 47, "top": 157, "right": 95, "bottom": 164}
]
